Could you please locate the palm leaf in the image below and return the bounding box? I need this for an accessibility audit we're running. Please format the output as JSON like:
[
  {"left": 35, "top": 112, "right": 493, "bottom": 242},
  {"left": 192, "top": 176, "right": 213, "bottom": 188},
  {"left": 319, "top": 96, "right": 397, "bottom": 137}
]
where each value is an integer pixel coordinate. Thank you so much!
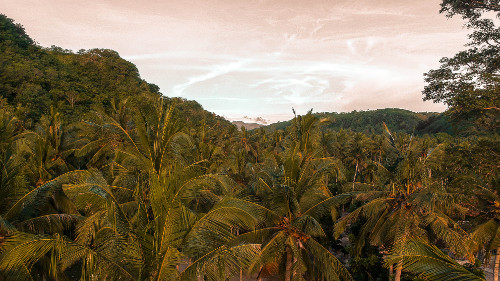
[
  {"left": 305, "top": 238, "right": 353, "bottom": 281},
  {"left": 385, "top": 237, "right": 485, "bottom": 281}
]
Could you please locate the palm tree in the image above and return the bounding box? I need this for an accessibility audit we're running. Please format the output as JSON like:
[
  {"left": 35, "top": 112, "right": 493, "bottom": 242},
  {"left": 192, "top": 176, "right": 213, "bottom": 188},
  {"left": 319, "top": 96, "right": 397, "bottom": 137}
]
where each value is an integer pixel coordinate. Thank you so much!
[
  {"left": 0, "top": 109, "right": 32, "bottom": 215},
  {"left": 0, "top": 97, "right": 268, "bottom": 281},
  {"left": 241, "top": 111, "right": 351, "bottom": 281},
  {"left": 0, "top": 170, "right": 91, "bottom": 280},
  {"left": 471, "top": 186, "right": 500, "bottom": 281},
  {"left": 334, "top": 126, "right": 472, "bottom": 281},
  {"left": 26, "top": 108, "right": 74, "bottom": 186},
  {"left": 347, "top": 132, "right": 368, "bottom": 189},
  {"left": 82, "top": 97, "right": 266, "bottom": 280},
  {"left": 243, "top": 151, "right": 351, "bottom": 281},
  {"left": 0, "top": 159, "right": 266, "bottom": 281}
]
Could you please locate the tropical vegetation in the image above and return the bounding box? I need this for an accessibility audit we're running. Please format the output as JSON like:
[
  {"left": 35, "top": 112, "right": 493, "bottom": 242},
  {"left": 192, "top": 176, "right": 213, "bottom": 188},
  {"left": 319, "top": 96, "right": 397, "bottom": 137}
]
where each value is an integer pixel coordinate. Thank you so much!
[{"left": 0, "top": 1, "right": 498, "bottom": 280}]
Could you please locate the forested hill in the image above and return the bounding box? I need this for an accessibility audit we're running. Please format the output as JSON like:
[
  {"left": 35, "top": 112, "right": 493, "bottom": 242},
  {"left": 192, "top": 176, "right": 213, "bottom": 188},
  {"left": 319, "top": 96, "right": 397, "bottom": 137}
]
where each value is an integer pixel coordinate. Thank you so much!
[
  {"left": 0, "top": 7, "right": 499, "bottom": 281},
  {"left": 265, "top": 108, "right": 456, "bottom": 135},
  {"left": 0, "top": 14, "right": 463, "bottom": 136},
  {"left": 0, "top": 14, "right": 153, "bottom": 121},
  {"left": 0, "top": 14, "right": 232, "bottom": 131}
]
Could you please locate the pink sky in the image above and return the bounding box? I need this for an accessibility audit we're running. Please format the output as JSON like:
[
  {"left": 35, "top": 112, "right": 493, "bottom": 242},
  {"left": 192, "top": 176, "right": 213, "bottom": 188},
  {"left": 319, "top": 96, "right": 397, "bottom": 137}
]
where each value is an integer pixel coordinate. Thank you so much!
[{"left": 1, "top": 0, "right": 470, "bottom": 123}]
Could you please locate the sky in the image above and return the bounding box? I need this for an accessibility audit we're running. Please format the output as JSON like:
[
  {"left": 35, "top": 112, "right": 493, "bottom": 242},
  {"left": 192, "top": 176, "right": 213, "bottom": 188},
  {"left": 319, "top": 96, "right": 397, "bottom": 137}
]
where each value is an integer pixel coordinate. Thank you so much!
[{"left": 1, "top": 0, "right": 470, "bottom": 123}]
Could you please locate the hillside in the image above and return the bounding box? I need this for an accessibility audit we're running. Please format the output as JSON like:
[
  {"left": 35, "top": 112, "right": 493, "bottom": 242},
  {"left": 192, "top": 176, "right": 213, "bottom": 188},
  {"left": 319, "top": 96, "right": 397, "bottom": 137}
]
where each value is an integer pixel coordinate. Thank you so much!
[
  {"left": 0, "top": 14, "right": 155, "bottom": 121},
  {"left": 0, "top": 14, "right": 233, "bottom": 131},
  {"left": 265, "top": 108, "right": 455, "bottom": 135},
  {"left": 0, "top": 11, "right": 498, "bottom": 281},
  {"left": 231, "top": 121, "right": 265, "bottom": 130},
  {"left": 0, "top": 14, "right": 461, "bottom": 136}
]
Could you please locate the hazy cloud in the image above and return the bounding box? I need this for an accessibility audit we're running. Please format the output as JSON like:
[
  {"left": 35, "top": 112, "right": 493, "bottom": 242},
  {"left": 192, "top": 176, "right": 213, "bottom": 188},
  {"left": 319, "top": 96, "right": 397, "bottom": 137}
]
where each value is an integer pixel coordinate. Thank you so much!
[{"left": 1, "top": 0, "right": 469, "bottom": 122}]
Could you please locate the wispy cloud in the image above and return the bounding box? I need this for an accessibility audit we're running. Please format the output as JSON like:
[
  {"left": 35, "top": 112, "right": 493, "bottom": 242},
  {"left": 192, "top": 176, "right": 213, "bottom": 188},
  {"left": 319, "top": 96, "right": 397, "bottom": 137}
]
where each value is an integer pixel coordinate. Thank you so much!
[
  {"left": 4, "top": 0, "right": 469, "bottom": 122},
  {"left": 171, "top": 59, "right": 251, "bottom": 96}
]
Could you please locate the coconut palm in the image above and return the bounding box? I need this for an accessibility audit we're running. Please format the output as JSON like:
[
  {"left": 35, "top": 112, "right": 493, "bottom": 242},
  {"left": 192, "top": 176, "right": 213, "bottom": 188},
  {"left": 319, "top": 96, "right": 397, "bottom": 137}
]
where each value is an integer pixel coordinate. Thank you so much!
[
  {"left": 347, "top": 132, "right": 368, "bottom": 189},
  {"left": 79, "top": 97, "right": 266, "bottom": 280},
  {"left": 0, "top": 109, "right": 33, "bottom": 214},
  {"left": 0, "top": 98, "right": 267, "bottom": 281},
  {"left": 471, "top": 186, "right": 500, "bottom": 281},
  {"left": 0, "top": 155, "right": 266, "bottom": 281},
  {"left": 240, "top": 112, "right": 351, "bottom": 281},
  {"left": 26, "top": 107, "right": 75, "bottom": 186},
  {"left": 334, "top": 125, "right": 472, "bottom": 281},
  {"left": 242, "top": 149, "right": 351, "bottom": 281},
  {"left": 0, "top": 170, "right": 92, "bottom": 280}
]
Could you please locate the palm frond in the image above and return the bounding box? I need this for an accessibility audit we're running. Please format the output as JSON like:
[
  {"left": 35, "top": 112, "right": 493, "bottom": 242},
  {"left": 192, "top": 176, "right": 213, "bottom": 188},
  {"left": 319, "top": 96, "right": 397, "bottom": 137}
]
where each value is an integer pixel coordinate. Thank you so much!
[
  {"left": 385, "top": 237, "right": 485, "bottom": 281},
  {"left": 180, "top": 244, "right": 260, "bottom": 281},
  {"left": 249, "top": 230, "right": 287, "bottom": 273},
  {"left": 155, "top": 247, "right": 182, "bottom": 281},
  {"left": 305, "top": 238, "right": 353, "bottom": 281},
  {"left": 15, "top": 214, "right": 83, "bottom": 234}
]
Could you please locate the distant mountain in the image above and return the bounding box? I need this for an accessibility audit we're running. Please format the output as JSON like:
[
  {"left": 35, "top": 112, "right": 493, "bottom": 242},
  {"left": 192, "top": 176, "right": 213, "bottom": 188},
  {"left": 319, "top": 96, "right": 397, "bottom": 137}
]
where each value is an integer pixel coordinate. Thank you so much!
[
  {"left": 231, "top": 121, "right": 265, "bottom": 130},
  {"left": 264, "top": 108, "right": 456, "bottom": 135}
]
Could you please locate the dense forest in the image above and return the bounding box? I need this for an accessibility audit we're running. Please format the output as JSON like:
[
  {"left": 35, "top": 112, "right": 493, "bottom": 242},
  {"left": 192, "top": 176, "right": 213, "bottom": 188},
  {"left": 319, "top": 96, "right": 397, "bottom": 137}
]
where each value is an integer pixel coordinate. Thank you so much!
[
  {"left": 266, "top": 108, "right": 458, "bottom": 136},
  {"left": 0, "top": 1, "right": 498, "bottom": 281}
]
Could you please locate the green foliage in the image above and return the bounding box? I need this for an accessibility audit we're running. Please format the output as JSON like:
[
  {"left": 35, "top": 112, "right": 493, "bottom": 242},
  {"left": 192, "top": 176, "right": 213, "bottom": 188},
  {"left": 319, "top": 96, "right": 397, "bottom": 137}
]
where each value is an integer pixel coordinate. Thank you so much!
[
  {"left": 0, "top": 10, "right": 499, "bottom": 281},
  {"left": 385, "top": 237, "right": 485, "bottom": 281},
  {"left": 423, "top": 1, "right": 500, "bottom": 131},
  {"left": 0, "top": 14, "right": 34, "bottom": 50},
  {"left": 348, "top": 247, "right": 388, "bottom": 281},
  {"left": 267, "top": 108, "right": 456, "bottom": 135},
  {"left": 0, "top": 14, "right": 162, "bottom": 124}
]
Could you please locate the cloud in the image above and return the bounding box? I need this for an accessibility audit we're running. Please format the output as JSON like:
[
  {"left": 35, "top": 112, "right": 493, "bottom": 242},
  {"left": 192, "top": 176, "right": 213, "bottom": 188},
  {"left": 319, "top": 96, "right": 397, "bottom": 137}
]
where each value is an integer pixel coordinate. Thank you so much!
[
  {"left": 4, "top": 0, "right": 469, "bottom": 122},
  {"left": 171, "top": 59, "right": 251, "bottom": 96}
]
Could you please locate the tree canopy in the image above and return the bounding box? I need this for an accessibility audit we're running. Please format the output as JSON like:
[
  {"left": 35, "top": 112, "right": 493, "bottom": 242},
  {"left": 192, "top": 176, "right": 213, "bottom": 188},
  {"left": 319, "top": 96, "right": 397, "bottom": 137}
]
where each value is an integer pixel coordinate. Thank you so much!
[
  {"left": 0, "top": 9, "right": 498, "bottom": 281},
  {"left": 423, "top": 0, "right": 500, "bottom": 130}
]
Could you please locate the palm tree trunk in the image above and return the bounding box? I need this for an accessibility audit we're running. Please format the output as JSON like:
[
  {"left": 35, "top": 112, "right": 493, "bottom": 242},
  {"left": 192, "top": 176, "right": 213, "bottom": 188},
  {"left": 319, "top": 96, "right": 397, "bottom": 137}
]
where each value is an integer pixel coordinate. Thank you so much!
[
  {"left": 495, "top": 246, "right": 500, "bottom": 281},
  {"left": 394, "top": 261, "right": 402, "bottom": 281},
  {"left": 389, "top": 264, "right": 393, "bottom": 281},
  {"left": 285, "top": 246, "right": 293, "bottom": 281},
  {"left": 236, "top": 228, "right": 243, "bottom": 281},
  {"left": 352, "top": 159, "right": 359, "bottom": 190}
]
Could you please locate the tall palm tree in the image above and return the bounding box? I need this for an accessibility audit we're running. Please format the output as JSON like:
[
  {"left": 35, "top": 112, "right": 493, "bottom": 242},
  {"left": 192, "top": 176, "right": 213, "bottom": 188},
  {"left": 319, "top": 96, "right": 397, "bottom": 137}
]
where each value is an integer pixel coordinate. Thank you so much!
[
  {"left": 243, "top": 111, "right": 351, "bottom": 281},
  {"left": 84, "top": 97, "right": 266, "bottom": 280},
  {"left": 243, "top": 151, "right": 351, "bottom": 281},
  {"left": 0, "top": 109, "right": 32, "bottom": 215},
  {"left": 335, "top": 126, "right": 472, "bottom": 281},
  {"left": 0, "top": 97, "right": 267, "bottom": 281},
  {"left": 471, "top": 186, "right": 500, "bottom": 281},
  {"left": 348, "top": 132, "right": 368, "bottom": 189},
  {"left": 27, "top": 108, "right": 74, "bottom": 186}
]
